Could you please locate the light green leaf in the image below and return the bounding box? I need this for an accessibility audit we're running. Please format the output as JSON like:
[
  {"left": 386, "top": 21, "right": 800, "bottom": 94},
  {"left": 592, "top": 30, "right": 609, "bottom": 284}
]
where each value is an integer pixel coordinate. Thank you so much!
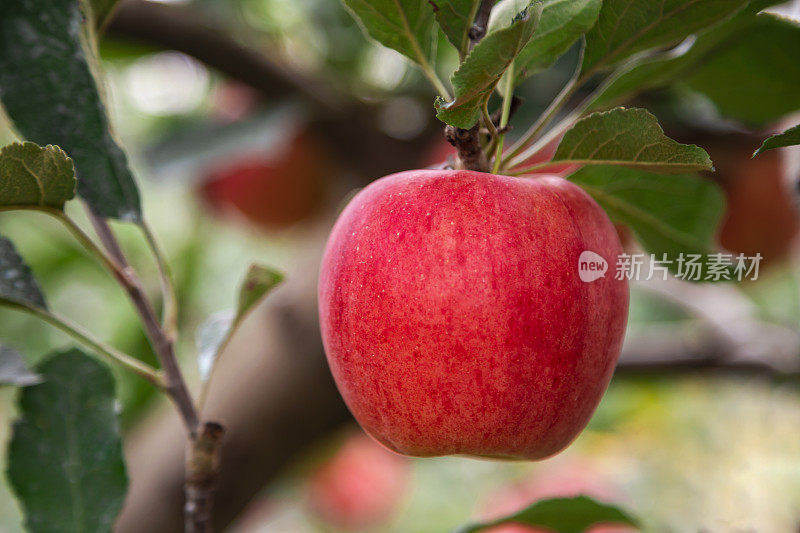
[
  {"left": 342, "top": 0, "right": 437, "bottom": 65},
  {"left": 195, "top": 264, "right": 283, "bottom": 382},
  {"left": 436, "top": 1, "right": 542, "bottom": 128},
  {"left": 0, "top": 0, "right": 142, "bottom": 221},
  {"left": 551, "top": 108, "right": 713, "bottom": 173},
  {"left": 0, "top": 346, "right": 41, "bottom": 387},
  {"left": 196, "top": 310, "right": 235, "bottom": 382},
  {"left": 236, "top": 264, "right": 285, "bottom": 322},
  {"left": 0, "top": 235, "right": 47, "bottom": 310},
  {"left": 684, "top": 13, "right": 800, "bottom": 126},
  {"left": 453, "top": 495, "right": 639, "bottom": 533},
  {"left": 7, "top": 349, "right": 128, "bottom": 533},
  {"left": 0, "top": 143, "right": 77, "bottom": 212},
  {"left": 433, "top": 0, "right": 482, "bottom": 58},
  {"left": 582, "top": 0, "right": 746, "bottom": 75},
  {"left": 515, "top": 0, "right": 601, "bottom": 80},
  {"left": 589, "top": 0, "right": 784, "bottom": 110},
  {"left": 569, "top": 165, "right": 725, "bottom": 267},
  {"left": 755, "top": 124, "right": 800, "bottom": 156}
]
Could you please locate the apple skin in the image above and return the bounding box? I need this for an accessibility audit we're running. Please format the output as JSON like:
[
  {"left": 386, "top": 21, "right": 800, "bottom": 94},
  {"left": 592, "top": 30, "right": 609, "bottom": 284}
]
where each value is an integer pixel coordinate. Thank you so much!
[{"left": 318, "top": 170, "right": 628, "bottom": 459}]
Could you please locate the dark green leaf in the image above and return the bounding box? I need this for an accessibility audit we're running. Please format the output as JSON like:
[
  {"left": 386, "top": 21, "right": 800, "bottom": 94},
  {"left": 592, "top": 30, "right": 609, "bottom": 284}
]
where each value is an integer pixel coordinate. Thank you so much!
[
  {"left": 0, "top": 346, "right": 41, "bottom": 387},
  {"left": 0, "top": 235, "right": 47, "bottom": 310},
  {"left": 196, "top": 264, "right": 283, "bottom": 382},
  {"left": 589, "top": 0, "right": 784, "bottom": 110},
  {"left": 514, "top": 0, "right": 601, "bottom": 80},
  {"left": 6, "top": 349, "right": 128, "bottom": 533},
  {"left": 436, "top": 1, "right": 542, "bottom": 128},
  {"left": 433, "top": 0, "right": 482, "bottom": 58},
  {"left": 0, "top": 142, "right": 77, "bottom": 212},
  {"left": 569, "top": 165, "right": 725, "bottom": 267},
  {"left": 552, "top": 108, "right": 713, "bottom": 173},
  {"left": 454, "top": 495, "right": 639, "bottom": 533},
  {"left": 342, "top": 0, "right": 437, "bottom": 65},
  {"left": 684, "top": 14, "right": 800, "bottom": 126},
  {"left": 582, "top": 0, "right": 745, "bottom": 75},
  {"left": 755, "top": 124, "right": 800, "bottom": 156},
  {"left": 0, "top": 0, "right": 142, "bottom": 221}
]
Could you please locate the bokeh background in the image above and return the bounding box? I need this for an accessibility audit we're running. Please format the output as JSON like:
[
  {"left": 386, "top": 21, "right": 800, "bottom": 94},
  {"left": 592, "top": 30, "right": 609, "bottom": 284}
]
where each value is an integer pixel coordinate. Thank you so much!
[{"left": 2, "top": 0, "right": 800, "bottom": 531}]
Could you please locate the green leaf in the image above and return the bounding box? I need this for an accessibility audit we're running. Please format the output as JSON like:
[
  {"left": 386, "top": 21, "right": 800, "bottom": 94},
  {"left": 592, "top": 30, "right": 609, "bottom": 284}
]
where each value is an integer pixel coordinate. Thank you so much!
[
  {"left": 0, "top": 143, "right": 77, "bottom": 212},
  {"left": 568, "top": 165, "right": 725, "bottom": 266},
  {"left": 551, "top": 108, "right": 713, "bottom": 173},
  {"left": 236, "top": 264, "right": 285, "bottom": 322},
  {"left": 0, "top": 235, "right": 47, "bottom": 310},
  {"left": 436, "top": 1, "right": 542, "bottom": 128},
  {"left": 582, "top": 0, "right": 745, "bottom": 75},
  {"left": 454, "top": 495, "right": 639, "bottom": 533},
  {"left": 589, "top": 0, "right": 784, "bottom": 110},
  {"left": 0, "top": 0, "right": 142, "bottom": 221},
  {"left": 342, "top": 0, "right": 437, "bottom": 65},
  {"left": 196, "top": 310, "right": 235, "bottom": 382},
  {"left": 0, "top": 346, "right": 41, "bottom": 387},
  {"left": 514, "top": 0, "right": 601, "bottom": 80},
  {"left": 684, "top": 14, "right": 800, "bottom": 126},
  {"left": 195, "top": 264, "right": 283, "bottom": 382},
  {"left": 6, "top": 349, "right": 128, "bottom": 533},
  {"left": 755, "top": 124, "right": 800, "bottom": 156},
  {"left": 433, "top": 0, "right": 482, "bottom": 58}
]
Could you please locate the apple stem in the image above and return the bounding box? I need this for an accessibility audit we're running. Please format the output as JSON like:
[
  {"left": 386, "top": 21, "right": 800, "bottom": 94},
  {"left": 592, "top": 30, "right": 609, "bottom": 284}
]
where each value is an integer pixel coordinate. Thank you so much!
[
  {"left": 444, "top": 0, "right": 500, "bottom": 173},
  {"left": 446, "top": 124, "right": 490, "bottom": 172}
]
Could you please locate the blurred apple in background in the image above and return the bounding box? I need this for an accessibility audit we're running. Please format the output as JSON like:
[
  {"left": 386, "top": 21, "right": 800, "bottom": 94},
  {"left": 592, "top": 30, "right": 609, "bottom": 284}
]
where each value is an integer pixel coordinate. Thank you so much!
[
  {"left": 672, "top": 131, "right": 799, "bottom": 267},
  {"left": 198, "top": 127, "right": 329, "bottom": 230},
  {"left": 306, "top": 431, "right": 411, "bottom": 530},
  {"left": 715, "top": 143, "right": 799, "bottom": 266},
  {"left": 479, "top": 461, "right": 633, "bottom": 533}
]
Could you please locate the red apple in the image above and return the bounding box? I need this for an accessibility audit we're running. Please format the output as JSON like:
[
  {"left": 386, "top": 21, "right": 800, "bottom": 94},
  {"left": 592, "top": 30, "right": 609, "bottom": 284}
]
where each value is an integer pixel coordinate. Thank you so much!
[
  {"left": 199, "top": 128, "right": 327, "bottom": 229},
  {"left": 307, "top": 432, "right": 410, "bottom": 529},
  {"left": 318, "top": 170, "right": 628, "bottom": 459}
]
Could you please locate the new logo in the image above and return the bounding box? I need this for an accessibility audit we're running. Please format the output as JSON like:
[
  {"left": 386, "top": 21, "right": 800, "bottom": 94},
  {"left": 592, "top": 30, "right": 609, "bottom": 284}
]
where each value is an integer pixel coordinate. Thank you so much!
[{"left": 578, "top": 251, "right": 608, "bottom": 282}]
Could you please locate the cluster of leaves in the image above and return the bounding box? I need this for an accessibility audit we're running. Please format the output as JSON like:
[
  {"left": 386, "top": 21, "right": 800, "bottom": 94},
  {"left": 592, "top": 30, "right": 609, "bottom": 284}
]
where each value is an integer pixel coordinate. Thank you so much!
[
  {"left": 344, "top": 0, "right": 800, "bottom": 274},
  {"left": 0, "top": 1, "right": 282, "bottom": 531}
]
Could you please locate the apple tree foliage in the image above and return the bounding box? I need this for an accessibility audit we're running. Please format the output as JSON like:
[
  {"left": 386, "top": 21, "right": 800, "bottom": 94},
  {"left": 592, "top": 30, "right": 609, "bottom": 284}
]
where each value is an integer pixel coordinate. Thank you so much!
[{"left": 0, "top": 0, "right": 797, "bottom": 531}]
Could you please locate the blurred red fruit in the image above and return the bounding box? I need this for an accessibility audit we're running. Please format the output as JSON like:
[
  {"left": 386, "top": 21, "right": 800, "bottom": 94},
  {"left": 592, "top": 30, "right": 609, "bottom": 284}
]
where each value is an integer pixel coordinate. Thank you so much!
[
  {"left": 715, "top": 143, "right": 798, "bottom": 266},
  {"left": 199, "top": 128, "right": 328, "bottom": 229},
  {"left": 307, "top": 432, "right": 410, "bottom": 530}
]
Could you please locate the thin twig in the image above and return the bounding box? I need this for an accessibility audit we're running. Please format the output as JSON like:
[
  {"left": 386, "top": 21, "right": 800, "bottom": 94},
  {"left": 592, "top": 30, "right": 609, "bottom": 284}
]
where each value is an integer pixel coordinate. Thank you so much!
[
  {"left": 141, "top": 221, "right": 179, "bottom": 340},
  {"left": 492, "top": 66, "right": 515, "bottom": 174},
  {"left": 502, "top": 41, "right": 587, "bottom": 168},
  {"left": 7, "top": 302, "right": 164, "bottom": 386},
  {"left": 87, "top": 210, "right": 200, "bottom": 434},
  {"left": 468, "top": 0, "right": 496, "bottom": 48}
]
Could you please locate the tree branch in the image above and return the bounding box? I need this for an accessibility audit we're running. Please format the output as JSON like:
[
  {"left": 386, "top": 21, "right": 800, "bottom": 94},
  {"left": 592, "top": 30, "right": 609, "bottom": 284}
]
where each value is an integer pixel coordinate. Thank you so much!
[
  {"left": 89, "top": 211, "right": 200, "bottom": 435},
  {"left": 106, "top": 0, "right": 342, "bottom": 113},
  {"left": 105, "top": 0, "right": 442, "bottom": 181}
]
